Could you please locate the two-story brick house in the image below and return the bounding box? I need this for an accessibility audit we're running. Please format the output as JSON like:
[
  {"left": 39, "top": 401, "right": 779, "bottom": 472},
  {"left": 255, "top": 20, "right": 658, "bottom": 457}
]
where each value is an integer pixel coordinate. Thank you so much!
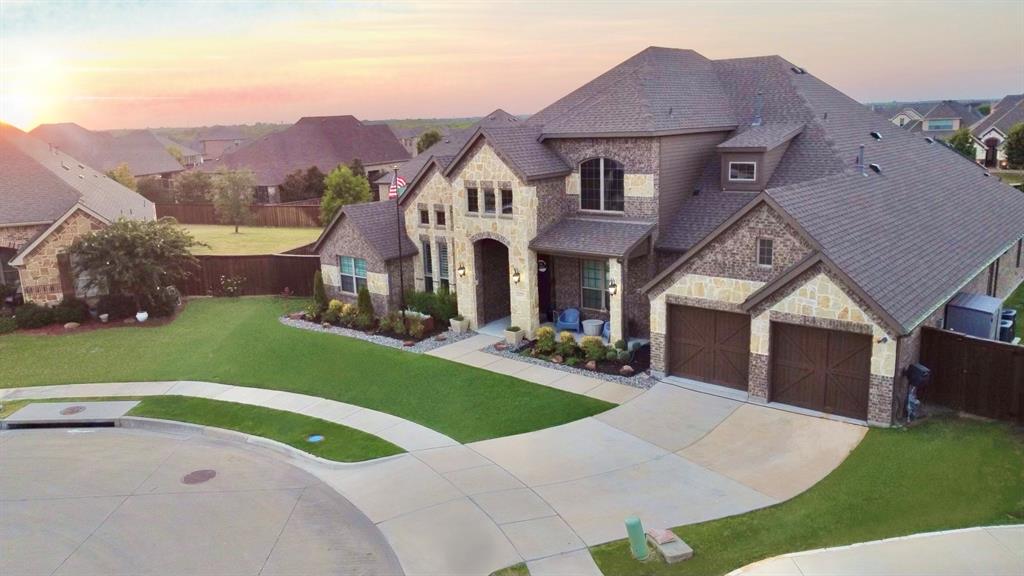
[{"left": 316, "top": 47, "right": 1024, "bottom": 425}]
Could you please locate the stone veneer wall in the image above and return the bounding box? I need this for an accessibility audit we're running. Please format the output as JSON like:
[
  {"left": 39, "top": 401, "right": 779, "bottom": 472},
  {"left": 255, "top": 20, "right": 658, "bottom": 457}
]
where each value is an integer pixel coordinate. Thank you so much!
[
  {"left": 318, "top": 215, "right": 406, "bottom": 313},
  {"left": 0, "top": 224, "right": 47, "bottom": 251},
  {"left": 549, "top": 137, "right": 660, "bottom": 221},
  {"left": 17, "top": 210, "right": 105, "bottom": 304},
  {"left": 404, "top": 165, "right": 454, "bottom": 293}
]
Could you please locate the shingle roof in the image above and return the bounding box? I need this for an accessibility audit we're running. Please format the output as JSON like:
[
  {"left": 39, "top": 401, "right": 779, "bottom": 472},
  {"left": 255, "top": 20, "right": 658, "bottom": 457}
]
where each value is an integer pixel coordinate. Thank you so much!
[
  {"left": 528, "top": 47, "right": 738, "bottom": 137},
  {"left": 200, "top": 115, "right": 411, "bottom": 187},
  {"left": 29, "top": 123, "right": 184, "bottom": 177},
  {"left": 447, "top": 124, "right": 571, "bottom": 182},
  {"left": 152, "top": 133, "right": 201, "bottom": 157},
  {"left": 1, "top": 123, "right": 155, "bottom": 226},
  {"left": 972, "top": 94, "right": 1024, "bottom": 138},
  {"left": 313, "top": 199, "right": 417, "bottom": 261},
  {"left": 199, "top": 125, "right": 247, "bottom": 141},
  {"left": 716, "top": 123, "right": 804, "bottom": 151},
  {"left": 646, "top": 51, "right": 1024, "bottom": 332},
  {"left": 530, "top": 218, "right": 654, "bottom": 258}
]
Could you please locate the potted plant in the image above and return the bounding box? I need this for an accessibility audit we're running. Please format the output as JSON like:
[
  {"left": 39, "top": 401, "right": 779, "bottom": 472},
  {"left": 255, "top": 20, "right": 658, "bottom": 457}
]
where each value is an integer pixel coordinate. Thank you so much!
[
  {"left": 504, "top": 325, "right": 524, "bottom": 346},
  {"left": 450, "top": 314, "right": 469, "bottom": 334},
  {"left": 135, "top": 310, "right": 149, "bottom": 323}
]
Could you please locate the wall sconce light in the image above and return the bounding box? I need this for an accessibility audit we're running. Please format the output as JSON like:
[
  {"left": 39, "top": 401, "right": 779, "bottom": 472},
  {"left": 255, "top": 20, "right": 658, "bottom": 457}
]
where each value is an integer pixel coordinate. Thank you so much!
[
  {"left": 457, "top": 264, "right": 466, "bottom": 277},
  {"left": 511, "top": 268, "right": 521, "bottom": 284},
  {"left": 876, "top": 335, "right": 889, "bottom": 344},
  {"left": 607, "top": 281, "right": 618, "bottom": 296}
]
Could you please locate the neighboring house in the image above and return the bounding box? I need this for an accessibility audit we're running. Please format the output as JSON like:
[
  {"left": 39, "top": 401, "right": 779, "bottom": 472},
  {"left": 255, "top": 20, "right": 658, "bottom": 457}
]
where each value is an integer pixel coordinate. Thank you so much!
[
  {"left": 316, "top": 47, "right": 1024, "bottom": 426},
  {"left": 28, "top": 123, "right": 184, "bottom": 181},
  {"left": 313, "top": 200, "right": 417, "bottom": 312},
  {"left": 972, "top": 94, "right": 1024, "bottom": 168},
  {"left": 153, "top": 133, "right": 203, "bottom": 168},
  {"left": 390, "top": 125, "right": 452, "bottom": 157},
  {"left": 194, "top": 125, "right": 250, "bottom": 161},
  {"left": 198, "top": 115, "right": 410, "bottom": 203},
  {"left": 0, "top": 123, "right": 155, "bottom": 304},
  {"left": 872, "top": 100, "right": 986, "bottom": 138}
]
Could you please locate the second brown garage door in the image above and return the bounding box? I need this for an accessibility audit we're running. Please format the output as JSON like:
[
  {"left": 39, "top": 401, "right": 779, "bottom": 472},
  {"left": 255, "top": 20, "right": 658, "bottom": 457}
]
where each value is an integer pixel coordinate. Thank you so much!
[
  {"left": 668, "top": 305, "right": 750, "bottom": 390},
  {"left": 770, "top": 322, "right": 871, "bottom": 420}
]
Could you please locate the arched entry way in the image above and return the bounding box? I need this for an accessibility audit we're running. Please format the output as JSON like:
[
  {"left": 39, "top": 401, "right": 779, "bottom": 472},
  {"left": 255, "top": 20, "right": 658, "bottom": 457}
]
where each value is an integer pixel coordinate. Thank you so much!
[
  {"left": 474, "top": 237, "right": 511, "bottom": 326},
  {"left": 984, "top": 137, "right": 1000, "bottom": 168}
]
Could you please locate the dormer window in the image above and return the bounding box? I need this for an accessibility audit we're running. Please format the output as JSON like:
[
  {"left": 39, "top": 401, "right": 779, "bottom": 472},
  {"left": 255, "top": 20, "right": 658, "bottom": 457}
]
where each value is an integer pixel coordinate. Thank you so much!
[
  {"left": 580, "top": 158, "right": 624, "bottom": 212},
  {"left": 729, "top": 162, "right": 757, "bottom": 182}
]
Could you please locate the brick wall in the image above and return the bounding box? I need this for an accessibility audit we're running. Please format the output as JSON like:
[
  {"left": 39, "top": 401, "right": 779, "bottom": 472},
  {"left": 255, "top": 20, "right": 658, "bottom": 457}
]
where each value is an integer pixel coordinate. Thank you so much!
[
  {"left": 318, "top": 214, "right": 406, "bottom": 313},
  {"left": 0, "top": 224, "right": 47, "bottom": 251},
  {"left": 548, "top": 137, "right": 660, "bottom": 221}
]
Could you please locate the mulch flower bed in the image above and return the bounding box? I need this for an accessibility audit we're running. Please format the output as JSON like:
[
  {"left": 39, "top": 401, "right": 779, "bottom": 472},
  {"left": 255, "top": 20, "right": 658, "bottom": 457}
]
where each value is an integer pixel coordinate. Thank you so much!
[
  {"left": 280, "top": 315, "right": 476, "bottom": 354},
  {"left": 514, "top": 339, "right": 651, "bottom": 377},
  {"left": 2, "top": 301, "right": 187, "bottom": 337}
]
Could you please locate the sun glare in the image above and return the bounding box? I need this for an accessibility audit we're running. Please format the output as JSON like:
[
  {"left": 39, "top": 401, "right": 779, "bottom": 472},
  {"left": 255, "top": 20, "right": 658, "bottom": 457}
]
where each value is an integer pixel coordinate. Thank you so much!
[{"left": 1, "top": 50, "right": 67, "bottom": 130}]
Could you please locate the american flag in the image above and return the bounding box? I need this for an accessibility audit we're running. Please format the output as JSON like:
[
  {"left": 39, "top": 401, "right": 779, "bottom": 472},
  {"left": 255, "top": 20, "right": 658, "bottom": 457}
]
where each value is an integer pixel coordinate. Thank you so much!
[{"left": 388, "top": 173, "right": 406, "bottom": 199}]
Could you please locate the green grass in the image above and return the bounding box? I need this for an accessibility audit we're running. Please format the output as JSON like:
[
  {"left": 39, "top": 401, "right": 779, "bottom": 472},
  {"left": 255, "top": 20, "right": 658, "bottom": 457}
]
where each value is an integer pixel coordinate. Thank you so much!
[
  {"left": 1005, "top": 282, "right": 1024, "bottom": 338},
  {"left": 0, "top": 396, "right": 402, "bottom": 462},
  {"left": 128, "top": 396, "right": 403, "bottom": 462},
  {"left": 181, "top": 225, "right": 320, "bottom": 255},
  {"left": 590, "top": 418, "right": 1024, "bottom": 576},
  {"left": 0, "top": 297, "right": 612, "bottom": 443},
  {"left": 993, "top": 170, "right": 1024, "bottom": 186}
]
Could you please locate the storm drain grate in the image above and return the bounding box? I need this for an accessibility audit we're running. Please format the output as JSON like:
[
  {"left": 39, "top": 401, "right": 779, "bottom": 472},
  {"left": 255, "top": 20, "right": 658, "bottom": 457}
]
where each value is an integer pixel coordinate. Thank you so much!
[
  {"left": 60, "top": 406, "right": 87, "bottom": 415},
  {"left": 182, "top": 469, "right": 217, "bottom": 485}
]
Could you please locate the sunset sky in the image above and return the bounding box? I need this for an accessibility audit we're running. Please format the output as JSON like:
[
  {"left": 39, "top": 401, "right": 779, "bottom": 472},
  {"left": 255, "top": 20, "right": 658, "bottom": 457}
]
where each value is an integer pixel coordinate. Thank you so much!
[{"left": 2, "top": 1, "right": 1022, "bottom": 131}]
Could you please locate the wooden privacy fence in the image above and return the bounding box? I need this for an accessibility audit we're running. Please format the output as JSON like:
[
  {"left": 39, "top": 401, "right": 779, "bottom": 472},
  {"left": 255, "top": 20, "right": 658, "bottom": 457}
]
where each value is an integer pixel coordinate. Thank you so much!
[
  {"left": 157, "top": 203, "right": 321, "bottom": 227},
  {"left": 180, "top": 254, "right": 320, "bottom": 297},
  {"left": 919, "top": 327, "right": 1024, "bottom": 424}
]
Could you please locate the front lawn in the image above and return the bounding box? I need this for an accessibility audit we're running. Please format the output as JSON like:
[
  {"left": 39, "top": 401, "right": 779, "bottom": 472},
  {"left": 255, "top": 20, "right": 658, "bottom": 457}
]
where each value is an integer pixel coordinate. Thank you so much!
[
  {"left": 590, "top": 418, "right": 1024, "bottom": 575},
  {"left": 1005, "top": 281, "right": 1024, "bottom": 338},
  {"left": 0, "top": 297, "right": 612, "bottom": 442},
  {"left": 181, "top": 224, "right": 320, "bottom": 255}
]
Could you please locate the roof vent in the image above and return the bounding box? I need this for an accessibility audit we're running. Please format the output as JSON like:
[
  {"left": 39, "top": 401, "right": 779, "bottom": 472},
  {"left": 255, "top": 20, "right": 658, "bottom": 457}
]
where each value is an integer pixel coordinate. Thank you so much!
[
  {"left": 751, "top": 89, "right": 764, "bottom": 127},
  {"left": 925, "top": 137, "right": 935, "bottom": 144},
  {"left": 855, "top": 145, "right": 866, "bottom": 176},
  {"left": 61, "top": 161, "right": 70, "bottom": 170},
  {"left": 870, "top": 131, "right": 882, "bottom": 141},
  {"left": 869, "top": 163, "right": 882, "bottom": 174},
  {"left": 791, "top": 66, "right": 806, "bottom": 75},
  {"left": 983, "top": 172, "right": 991, "bottom": 177},
  {"left": 78, "top": 174, "right": 84, "bottom": 179}
]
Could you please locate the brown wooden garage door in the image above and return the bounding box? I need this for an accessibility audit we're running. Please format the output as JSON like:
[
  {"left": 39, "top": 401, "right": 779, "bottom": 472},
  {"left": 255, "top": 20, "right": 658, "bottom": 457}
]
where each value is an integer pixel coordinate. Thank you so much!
[
  {"left": 770, "top": 322, "right": 871, "bottom": 420},
  {"left": 668, "top": 305, "right": 750, "bottom": 390}
]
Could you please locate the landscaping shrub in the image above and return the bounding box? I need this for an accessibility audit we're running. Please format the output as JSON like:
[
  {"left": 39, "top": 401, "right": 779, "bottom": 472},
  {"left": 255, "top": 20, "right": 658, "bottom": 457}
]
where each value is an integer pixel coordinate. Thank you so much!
[
  {"left": 535, "top": 326, "right": 556, "bottom": 355},
  {"left": 312, "top": 270, "right": 327, "bottom": 311},
  {"left": 303, "top": 302, "right": 321, "bottom": 321},
  {"left": 144, "top": 288, "right": 178, "bottom": 318},
  {"left": 0, "top": 316, "right": 16, "bottom": 334},
  {"left": 339, "top": 303, "right": 357, "bottom": 326},
  {"left": 581, "top": 336, "right": 606, "bottom": 362},
  {"left": 614, "top": 339, "right": 627, "bottom": 351},
  {"left": 97, "top": 294, "right": 137, "bottom": 320},
  {"left": 617, "top": 349, "right": 631, "bottom": 362},
  {"left": 353, "top": 313, "right": 375, "bottom": 330},
  {"left": 380, "top": 312, "right": 405, "bottom": 335},
  {"left": 506, "top": 326, "right": 521, "bottom": 333},
  {"left": 356, "top": 286, "right": 374, "bottom": 317},
  {"left": 605, "top": 347, "right": 620, "bottom": 361},
  {"left": 433, "top": 287, "right": 458, "bottom": 322},
  {"left": 322, "top": 299, "right": 344, "bottom": 324},
  {"left": 218, "top": 274, "right": 246, "bottom": 297},
  {"left": 405, "top": 290, "right": 436, "bottom": 316},
  {"left": 53, "top": 298, "right": 90, "bottom": 324},
  {"left": 557, "top": 331, "right": 580, "bottom": 358},
  {"left": 0, "top": 284, "right": 15, "bottom": 301},
  {"left": 565, "top": 356, "right": 580, "bottom": 367},
  {"left": 408, "top": 316, "right": 425, "bottom": 339},
  {"left": 14, "top": 302, "right": 56, "bottom": 329}
]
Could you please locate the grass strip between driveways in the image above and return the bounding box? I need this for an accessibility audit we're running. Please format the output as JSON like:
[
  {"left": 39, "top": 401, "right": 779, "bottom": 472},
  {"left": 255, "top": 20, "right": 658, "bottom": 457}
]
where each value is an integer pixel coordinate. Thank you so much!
[
  {"left": 589, "top": 417, "right": 1024, "bottom": 576},
  {"left": 1, "top": 396, "right": 404, "bottom": 462},
  {"left": 0, "top": 297, "right": 613, "bottom": 443}
]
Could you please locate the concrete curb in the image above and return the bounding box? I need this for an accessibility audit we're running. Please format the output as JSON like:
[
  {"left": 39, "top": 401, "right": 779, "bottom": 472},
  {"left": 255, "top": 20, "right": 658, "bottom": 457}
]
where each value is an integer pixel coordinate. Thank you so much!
[{"left": 116, "top": 416, "right": 407, "bottom": 469}]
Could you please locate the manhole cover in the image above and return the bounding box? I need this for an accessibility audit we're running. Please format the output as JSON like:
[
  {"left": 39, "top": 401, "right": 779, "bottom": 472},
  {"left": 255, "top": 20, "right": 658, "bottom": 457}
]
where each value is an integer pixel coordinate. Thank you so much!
[
  {"left": 182, "top": 469, "right": 217, "bottom": 485},
  {"left": 307, "top": 434, "right": 324, "bottom": 443},
  {"left": 60, "top": 405, "right": 87, "bottom": 415}
]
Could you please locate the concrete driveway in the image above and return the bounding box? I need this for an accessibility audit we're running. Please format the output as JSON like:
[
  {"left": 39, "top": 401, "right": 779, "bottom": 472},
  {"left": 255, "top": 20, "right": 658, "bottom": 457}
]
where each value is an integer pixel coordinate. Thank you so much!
[
  {"left": 0, "top": 428, "right": 403, "bottom": 576},
  {"left": 300, "top": 382, "right": 866, "bottom": 575}
]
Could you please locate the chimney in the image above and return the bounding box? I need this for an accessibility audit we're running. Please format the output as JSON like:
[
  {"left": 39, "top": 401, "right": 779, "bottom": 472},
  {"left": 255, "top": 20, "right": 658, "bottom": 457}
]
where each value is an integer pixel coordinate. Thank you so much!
[{"left": 751, "top": 90, "right": 764, "bottom": 127}]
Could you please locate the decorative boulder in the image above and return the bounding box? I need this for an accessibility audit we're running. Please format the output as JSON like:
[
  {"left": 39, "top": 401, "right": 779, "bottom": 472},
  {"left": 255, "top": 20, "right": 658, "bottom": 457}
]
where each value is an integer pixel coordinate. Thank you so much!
[
  {"left": 585, "top": 360, "right": 597, "bottom": 371},
  {"left": 63, "top": 322, "right": 80, "bottom": 330},
  {"left": 620, "top": 365, "right": 635, "bottom": 376},
  {"left": 434, "top": 334, "right": 447, "bottom": 342},
  {"left": 403, "top": 340, "right": 416, "bottom": 347},
  {"left": 287, "top": 312, "right": 305, "bottom": 320},
  {"left": 551, "top": 355, "right": 563, "bottom": 364},
  {"left": 123, "top": 317, "right": 136, "bottom": 324},
  {"left": 322, "top": 322, "right": 331, "bottom": 328},
  {"left": 494, "top": 342, "right": 508, "bottom": 351}
]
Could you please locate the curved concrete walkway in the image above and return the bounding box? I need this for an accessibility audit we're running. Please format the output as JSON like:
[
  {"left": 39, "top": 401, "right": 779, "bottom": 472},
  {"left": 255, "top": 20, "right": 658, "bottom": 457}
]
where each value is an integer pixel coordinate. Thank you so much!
[
  {"left": 730, "top": 525, "right": 1024, "bottom": 576},
  {"left": 1, "top": 340, "right": 866, "bottom": 575}
]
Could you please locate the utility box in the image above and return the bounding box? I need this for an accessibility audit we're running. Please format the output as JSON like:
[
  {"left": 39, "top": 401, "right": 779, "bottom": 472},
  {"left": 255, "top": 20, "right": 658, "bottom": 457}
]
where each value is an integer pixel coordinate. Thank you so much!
[{"left": 944, "top": 293, "right": 1003, "bottom": 340}]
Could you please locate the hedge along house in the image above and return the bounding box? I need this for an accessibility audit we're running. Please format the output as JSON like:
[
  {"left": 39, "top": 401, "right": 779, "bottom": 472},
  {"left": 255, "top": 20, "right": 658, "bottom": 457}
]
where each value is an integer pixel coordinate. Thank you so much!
[
  {"left": 313, "top": 199, "right": 417, "bottom": 313},
  {"left": 0, "top": 123, "right": 155, "bottom": 304}
]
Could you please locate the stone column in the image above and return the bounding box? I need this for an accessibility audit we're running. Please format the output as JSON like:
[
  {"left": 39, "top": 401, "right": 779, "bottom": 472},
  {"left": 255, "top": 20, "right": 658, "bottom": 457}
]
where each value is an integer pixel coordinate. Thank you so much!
[
  {"left": 453, "top": 238, "right": 479, "bottom": 329},
  {"left": 509, "top": 248, "right": 540, "bottom": 337},
  {"left": 608, "top": 258, "right": 624, "bottom": 343}
]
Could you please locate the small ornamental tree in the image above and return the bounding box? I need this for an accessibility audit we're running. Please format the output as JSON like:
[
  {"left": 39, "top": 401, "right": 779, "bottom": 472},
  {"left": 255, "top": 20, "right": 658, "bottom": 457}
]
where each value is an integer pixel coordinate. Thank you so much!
[
  {"left": 320, "top": 165, "right": 370, "bottom": 224},
  {"left": 312, "top": 270, "right": 327, "bottom": 311},
  {"left": 417, "top": 129, "right": 442, "bottom": 154},
  {"left": 175, "top": 171, "right": 214, "bottom": 203},
  {"left": 136, "top": 176, "right": 173, "bottom": 203},
  {"left": 348, "top": 158, "right": 365, "bottom": 179},
  {"left": 1004, "top": 122, "right": 1024, "bottom": 169},
  {"left": 946, "top": 128, "right": 976, "bottom": 159},
  {"left": 278, "top": 166, "right": 326, "bottom": 203},
  {"left": 211, "top": 169, "right": 256, "bottom": 233},
  {"left": 68, "top": 218, "right": 200, "bottom": 312},
  {"left": 106, "top": 162, "right": 136, "bottom": 191}
]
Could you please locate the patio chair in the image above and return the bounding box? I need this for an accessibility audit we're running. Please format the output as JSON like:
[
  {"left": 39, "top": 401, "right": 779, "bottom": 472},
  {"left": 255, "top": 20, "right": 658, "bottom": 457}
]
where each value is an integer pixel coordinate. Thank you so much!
[{"left": 554, "top": 308, "right": 581, "bottom": 333}]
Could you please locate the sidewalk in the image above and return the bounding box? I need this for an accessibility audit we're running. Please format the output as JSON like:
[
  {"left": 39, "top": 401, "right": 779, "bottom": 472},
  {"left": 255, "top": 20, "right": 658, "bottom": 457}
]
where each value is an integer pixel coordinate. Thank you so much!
[
  {"left": 426, "top": 334, "right": 643, "bottom": 405},
  {"left": 730, "top": 525, "right": 1024, "bottom": 576}
]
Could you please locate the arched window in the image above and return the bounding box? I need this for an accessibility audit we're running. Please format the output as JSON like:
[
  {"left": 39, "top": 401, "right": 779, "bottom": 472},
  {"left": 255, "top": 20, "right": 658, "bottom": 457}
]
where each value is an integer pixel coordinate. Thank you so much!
[{"left": 580, "top": 158, "right": 624, "bottom": 211}]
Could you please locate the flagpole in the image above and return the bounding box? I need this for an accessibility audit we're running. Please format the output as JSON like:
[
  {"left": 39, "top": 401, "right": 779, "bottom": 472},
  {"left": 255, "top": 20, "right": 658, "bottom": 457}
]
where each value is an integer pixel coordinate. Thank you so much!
[{"left": 392, "top": 164, "right": 406, "bottom": 317}]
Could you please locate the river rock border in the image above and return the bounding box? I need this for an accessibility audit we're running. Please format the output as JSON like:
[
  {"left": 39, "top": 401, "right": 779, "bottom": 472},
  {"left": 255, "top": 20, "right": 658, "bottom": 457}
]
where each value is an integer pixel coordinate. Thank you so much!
[
  {"left": 279, "top": 316, "right": 477, "bottom": 353},
  {"left": 483, "top": 343, "right": 657, "bottom": 390}
]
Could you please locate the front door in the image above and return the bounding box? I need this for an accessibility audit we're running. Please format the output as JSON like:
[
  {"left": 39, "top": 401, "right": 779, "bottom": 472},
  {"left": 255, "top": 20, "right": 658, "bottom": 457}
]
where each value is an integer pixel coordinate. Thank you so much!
[{"left": 537, "top": 254, "right": 553, "bottom": 322}]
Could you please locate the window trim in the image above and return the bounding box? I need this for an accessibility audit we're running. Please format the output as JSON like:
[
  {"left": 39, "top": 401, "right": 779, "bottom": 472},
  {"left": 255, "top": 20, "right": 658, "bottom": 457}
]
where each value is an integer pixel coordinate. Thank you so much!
[
  {"left": 580, "top": 259, "right": 609, "bottom": 311},
  {"left": 757, "top": 238, "right": 774, "bottom": 267},
  {"left": 435, "top": 209, "right": 446, "bottom": 228},
  {"left": 466, "top": 187, "right": 479, "bottom": 214},
  {"left": 419, "top": 208, "right": 430, "bottom": 226},
  {"left": 483, "top": 187, "right": 496, "bottom": 215},
  {"left": 579, "top": 157, "right": 625, "bottom": 212},
  {"left": 422, "top": 240, "right": 434, "bottom": 293},
  {"left": 500, "top": 188, "right": 514, "bottom": 216},
  {"left": 728, "top": 161, "right": 758, "bottom": 182},
  {"left": 437, "top": 240, "right": 450, "bottom": 292},
  {"left": 338, "top": 256, "right": 368, "bottom": 295}
]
